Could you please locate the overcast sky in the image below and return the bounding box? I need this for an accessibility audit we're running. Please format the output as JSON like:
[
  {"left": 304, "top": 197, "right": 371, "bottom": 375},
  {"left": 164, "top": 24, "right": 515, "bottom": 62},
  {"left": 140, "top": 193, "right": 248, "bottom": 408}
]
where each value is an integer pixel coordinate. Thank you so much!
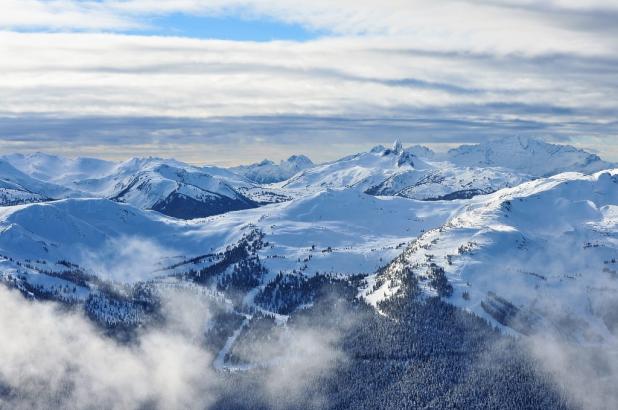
[{"left": 1, "top": 0, "right": 617, "bottom": 165}]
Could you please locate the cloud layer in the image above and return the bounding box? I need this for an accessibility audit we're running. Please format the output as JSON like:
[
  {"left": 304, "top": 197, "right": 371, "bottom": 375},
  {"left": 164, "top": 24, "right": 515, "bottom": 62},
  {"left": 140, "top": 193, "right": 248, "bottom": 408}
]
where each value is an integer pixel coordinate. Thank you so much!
[{"left": 0, "top": 1, "right": 616, "bottom": 162}]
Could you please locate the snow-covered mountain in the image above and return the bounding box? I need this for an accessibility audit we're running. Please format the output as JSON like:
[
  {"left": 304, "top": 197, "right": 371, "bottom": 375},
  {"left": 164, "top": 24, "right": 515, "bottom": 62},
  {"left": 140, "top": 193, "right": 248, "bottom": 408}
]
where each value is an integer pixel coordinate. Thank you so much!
[
  {"left": 2, "top": 137, "right": 607, "bottom": 217},
  {"left": 1, "top": 137, "right": 616, "bottom": 341},
  {"left": 3, "top": 152, "right": 117, "bottom": 187},
  {"left": 0, "top": 187, "right": 460, "bottom": 331},
  {"left": 282, "top": 140, "right": 527, "bottom": 201},
  {"left": 446, "top": 136, "right": 612, "bottom": 176},
  {"left": 0, "top": 188, "right": 458, "bottom": 286},
  {"left": 2, "top": 154, "right": 266, "bottom": 219},
  {"left": 280, "top": 137, "right": 613, "bottom": 202},
  {"left": 365, "top": 165, "right": 527, "bottom": 200},
  {"left": 365, "top": 169, "right": 618, "bottom": 343},
  {"left": 103, "top": 158, "right": 260, "bottom": 219},
  {"left": 0, "top": 158, "right": 77, "bottom": 205},
  {"left": 281, "top": 140, "right": 427, "bottom": 191},
  {"left": 2, "top": 136, "right": 618, "bottom": 410},
  {"left": 0, "top": 198, "right": 250, "bottom": 282},
  {"left": 231, "top": 155, "right": 314, "bottom": 184}
]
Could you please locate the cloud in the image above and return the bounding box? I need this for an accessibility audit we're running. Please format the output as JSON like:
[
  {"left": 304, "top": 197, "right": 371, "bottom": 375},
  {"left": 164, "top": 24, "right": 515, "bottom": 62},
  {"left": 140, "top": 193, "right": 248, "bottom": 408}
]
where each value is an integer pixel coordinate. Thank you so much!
[
  {"left": 0, "top": 286, "right": 218, "bottom": 410},
  {"left": 0, "top": 114, "right": 616, "bottom": 165},
  {"left": 527, "top": 335, "right": 618, "bottom": 410},
  {"left": 0, "top": 281, "right": 349, "bottom": 409},
  {"left": 261, "top": 326, "right": 345, "bottom": 408},
  {"left": 4, "top": 1, "right": 618, "bottom": 53},
  {"left": 77, "top": 236, "right": 176, "bottom": 283},
  {"left": 0, "top": 225, "right": 351, "bottom": 409},
  {"left": 0, "top": 2, "right": 615, "bottom": 162},
  {"left": 0, "top": 0, "right": 140, "bottom": 31}
]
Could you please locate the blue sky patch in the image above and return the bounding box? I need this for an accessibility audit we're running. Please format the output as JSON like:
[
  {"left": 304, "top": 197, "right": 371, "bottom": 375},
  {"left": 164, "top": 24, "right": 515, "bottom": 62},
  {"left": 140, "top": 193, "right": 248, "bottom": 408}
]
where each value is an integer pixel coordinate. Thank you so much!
[{"left": 137, "top": 13, "right": 323, "bottom": 42}]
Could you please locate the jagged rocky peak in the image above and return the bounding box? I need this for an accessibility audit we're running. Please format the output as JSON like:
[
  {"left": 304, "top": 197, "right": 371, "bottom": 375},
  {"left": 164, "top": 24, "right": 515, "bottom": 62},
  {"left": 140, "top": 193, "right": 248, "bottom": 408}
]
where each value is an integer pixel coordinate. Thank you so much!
[
  {"left": 397, "top": 150, "right": 415, "bottom": 167},
  {"left": 382, "top": 139, "right": 403, "bottom": 155},
  {"left": 393, "top": 139, "right": 403, "bottom": 154},
  {"left": 370, "top": 141, "right": 434, "bottom": 160},
  {"left": 379, "top": 140, "right": 416, "bottom": 167}
]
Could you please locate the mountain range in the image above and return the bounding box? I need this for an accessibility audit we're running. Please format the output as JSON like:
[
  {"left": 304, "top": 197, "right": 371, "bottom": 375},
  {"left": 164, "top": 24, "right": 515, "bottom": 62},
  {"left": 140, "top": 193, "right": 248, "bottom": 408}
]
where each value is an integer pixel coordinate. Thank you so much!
[
  {"left": 0, "top": 136, "right": 616, "bottom": 409},
  {"left": 0, "top": 136, "right": 615, "bottom": 330}
]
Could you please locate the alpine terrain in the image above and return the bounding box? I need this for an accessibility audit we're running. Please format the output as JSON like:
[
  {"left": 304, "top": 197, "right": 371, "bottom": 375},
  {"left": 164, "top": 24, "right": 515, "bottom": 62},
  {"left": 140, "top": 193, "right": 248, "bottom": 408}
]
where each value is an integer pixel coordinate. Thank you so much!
[{"left": 0, "top": 137, "right": 616, "bottom": 409}]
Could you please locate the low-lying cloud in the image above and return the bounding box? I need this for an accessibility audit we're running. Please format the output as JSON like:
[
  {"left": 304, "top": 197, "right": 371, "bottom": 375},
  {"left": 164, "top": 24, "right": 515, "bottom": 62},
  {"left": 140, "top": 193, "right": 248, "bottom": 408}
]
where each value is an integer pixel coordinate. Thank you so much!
[
  {"left": 78, "top": 236, "right": 176, "bottom": 283},
  {"left": 0, "top": 284, "right": 348, "bottom": 409},
  {"left": 527, "top": 335, "right": 618, "bottom": 410},
  {"left": 0, "top": 286, "right": 217, "bottom": 410}
]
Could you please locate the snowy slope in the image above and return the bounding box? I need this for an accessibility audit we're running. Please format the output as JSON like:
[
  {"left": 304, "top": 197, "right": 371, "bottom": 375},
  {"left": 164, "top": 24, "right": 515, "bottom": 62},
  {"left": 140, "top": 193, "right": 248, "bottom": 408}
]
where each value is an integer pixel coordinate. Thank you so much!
[
  {"left": 446, "top": 136, "right": 613, "bottom": 176},
  {"left": 0, "top": 187, "right": 459, "bottom": 289},
  {"left": 0, "top": 186, "right": 47, "bottom": 206},
  {"left": 153, "top": 188, "right": 459, "bottom": 287},
  {"left": 366, "top": 166, "right": 527, "bottom": 200},
  {"left": 0, "top": 158, "right": 77, "bottom": 202},
  {"left": 3, "top": 152, "right": 117, "bottom": 187},
  {"left": 0, "top": 198, "right": 252, "bottom": 283},
  {"left": 105, "top": 158, "right": 259, "bottom": 219},
  {"left": 364, "top": 169, "right": 618, "bottom": 343},
  {"left": 250, "top": 189, "right": 459, "bottom": 278},
  {"left": 231, "top": 155, "right": 314, "bottom": 184}
]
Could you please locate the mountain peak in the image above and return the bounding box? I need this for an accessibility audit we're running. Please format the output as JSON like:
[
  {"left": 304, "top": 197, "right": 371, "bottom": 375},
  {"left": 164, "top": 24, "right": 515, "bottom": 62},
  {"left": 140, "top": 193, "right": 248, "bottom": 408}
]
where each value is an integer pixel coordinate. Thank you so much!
[
  {"left": 447, "top": 136, "right": 612, "bottom": 176},
  {"left": 285, "top": 154, "right": 313, "bottom": 167},
  {"left": 392, "top": 139, "right": 403, "bottom": 154},
  {"left": 380, "top": 140, "right": 404, "bottom": 157},
  {"left": 231, "top": 154, "right": 314, "bottom": 184}
]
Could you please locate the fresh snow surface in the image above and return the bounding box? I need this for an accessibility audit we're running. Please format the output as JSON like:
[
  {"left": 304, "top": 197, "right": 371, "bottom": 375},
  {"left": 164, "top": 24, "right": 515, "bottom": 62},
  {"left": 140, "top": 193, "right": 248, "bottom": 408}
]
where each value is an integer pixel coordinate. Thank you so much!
[
  {"left": 0, "top": 190, "right": 459, "bottom": 285},
  {"left": 248, "top": 189, "right": 459, "bottom": 279},
  {"left": 365, "top": 169, "right": 618, "bottom": 344}
]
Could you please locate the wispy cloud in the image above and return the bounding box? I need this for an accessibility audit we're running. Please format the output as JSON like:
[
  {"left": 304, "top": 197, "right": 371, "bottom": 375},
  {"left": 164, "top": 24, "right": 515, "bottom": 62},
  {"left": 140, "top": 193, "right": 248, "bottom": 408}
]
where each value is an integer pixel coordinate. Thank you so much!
[{"left": 4, "top": 1, "right": 618, "bottom": 51}]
